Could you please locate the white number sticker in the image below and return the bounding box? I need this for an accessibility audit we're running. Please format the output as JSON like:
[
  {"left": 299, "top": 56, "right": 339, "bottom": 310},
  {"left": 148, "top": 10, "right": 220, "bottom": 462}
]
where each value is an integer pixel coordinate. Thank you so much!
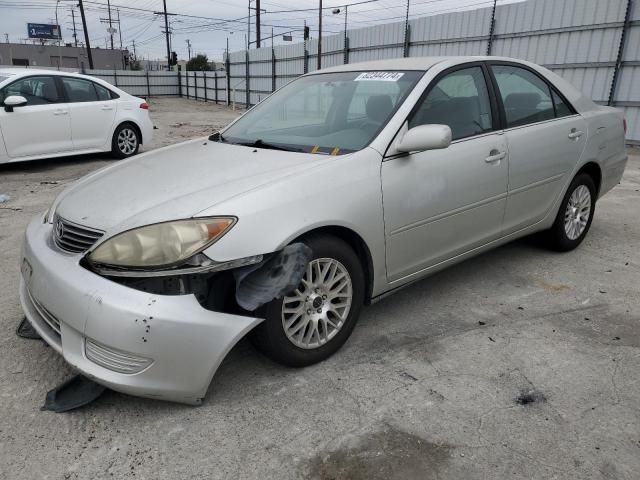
[{"left": 354, "top": 72, "right": 405, "bottom": 82}]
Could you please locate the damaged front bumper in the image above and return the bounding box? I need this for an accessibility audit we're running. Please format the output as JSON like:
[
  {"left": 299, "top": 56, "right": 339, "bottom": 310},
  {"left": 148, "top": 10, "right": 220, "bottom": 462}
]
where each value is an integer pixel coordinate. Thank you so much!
[{"left": 19, "top": 215, "right": 262, "bottom": 405}]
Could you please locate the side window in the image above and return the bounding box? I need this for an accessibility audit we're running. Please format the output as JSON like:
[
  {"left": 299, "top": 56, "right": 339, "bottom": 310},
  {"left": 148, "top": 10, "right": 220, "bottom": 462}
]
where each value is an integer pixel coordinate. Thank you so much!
[
  {"left": 93, "top": 82, "right": 113, "bottom": 101},
  {"left": 409, "top": 66, "right": 493, "bottom": 141},
  {"left": 0, "top": 76, "right": 60, "bottom": 105},
  {"left": 491, "top": 65, "right": 555, "bottom": 128},
  {"left": 61, "top": 77, "right": 99, "bottom": 102},
  {"left": 552, "top": 90, "right": 572, "bottom": 118}
]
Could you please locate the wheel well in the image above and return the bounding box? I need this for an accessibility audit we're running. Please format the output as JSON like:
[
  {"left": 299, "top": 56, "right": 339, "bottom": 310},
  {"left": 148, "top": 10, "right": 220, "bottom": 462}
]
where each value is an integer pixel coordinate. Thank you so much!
[
  {"left": 115, "top": 121, "right": 143, "bottom": 145},
  {"left": 294, "top": 226, "right": 375, "bottom": 304},
  {"left": 577, "top": 162, "right": 602, "bottom": 196}
]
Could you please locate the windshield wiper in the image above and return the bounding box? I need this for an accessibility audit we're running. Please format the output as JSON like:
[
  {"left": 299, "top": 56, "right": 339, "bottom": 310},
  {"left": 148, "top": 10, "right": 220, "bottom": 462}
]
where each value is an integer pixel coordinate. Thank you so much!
[{"left": 235, "top": 139, "right": 302, "bottom": 152}]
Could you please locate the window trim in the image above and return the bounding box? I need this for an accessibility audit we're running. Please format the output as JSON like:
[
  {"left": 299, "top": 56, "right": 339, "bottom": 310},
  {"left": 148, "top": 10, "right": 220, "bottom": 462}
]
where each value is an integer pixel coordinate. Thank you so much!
[
  {"left": 383, "top": 61, "right": 501, "bottom": 159},
  {"left": 0, "top": 74, "right": 64, "bottom": 106},
  {"left": 485, "top": 60, "right": 579, "bottom": 131}
]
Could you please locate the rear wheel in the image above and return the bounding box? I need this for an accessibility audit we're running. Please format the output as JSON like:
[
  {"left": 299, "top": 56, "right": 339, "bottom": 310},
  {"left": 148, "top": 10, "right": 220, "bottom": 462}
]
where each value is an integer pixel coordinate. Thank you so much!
[
  {"left": 111, "top": 123, "right": 140, "bottom": 159},
  {"left": 545, "top": 173, "right": 596, "bottom": 251},
  {"left": 252, "top": 235, "right": 365, "bottom": 367}
]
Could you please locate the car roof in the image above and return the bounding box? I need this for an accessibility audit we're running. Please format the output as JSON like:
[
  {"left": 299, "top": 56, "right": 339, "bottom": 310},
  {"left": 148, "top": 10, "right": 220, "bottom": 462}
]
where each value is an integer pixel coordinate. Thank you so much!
[
  {"left": 308, "top": 55, "right": 554, "bottom": 74},
  {"left": 0, "top": 68, "right": 89, "bottom": 78}
]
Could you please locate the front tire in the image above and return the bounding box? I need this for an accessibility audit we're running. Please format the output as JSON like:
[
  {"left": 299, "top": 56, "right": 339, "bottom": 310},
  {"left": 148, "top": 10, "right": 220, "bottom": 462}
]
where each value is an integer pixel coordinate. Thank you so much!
[
  {"left": 545, "top": 173, "right": 596, "bottom": 251},
  {"left": 111, "top": 123, "right": 140, "bottom": 159},
  {"left": 252, "top": 235, "right": 365, "bottom": 367}
]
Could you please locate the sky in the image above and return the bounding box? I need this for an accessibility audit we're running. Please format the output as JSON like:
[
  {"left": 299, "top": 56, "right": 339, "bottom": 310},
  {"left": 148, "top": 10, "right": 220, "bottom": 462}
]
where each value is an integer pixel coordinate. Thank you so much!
[{"left": 0, "top": 0, "right": 519, "bottom": 63}]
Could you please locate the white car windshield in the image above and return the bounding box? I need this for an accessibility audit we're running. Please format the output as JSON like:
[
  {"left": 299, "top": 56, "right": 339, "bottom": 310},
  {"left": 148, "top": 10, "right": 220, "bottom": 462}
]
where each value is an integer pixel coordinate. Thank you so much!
[{"left": 220, "top": 70, "right": 423, "bottom": 154}]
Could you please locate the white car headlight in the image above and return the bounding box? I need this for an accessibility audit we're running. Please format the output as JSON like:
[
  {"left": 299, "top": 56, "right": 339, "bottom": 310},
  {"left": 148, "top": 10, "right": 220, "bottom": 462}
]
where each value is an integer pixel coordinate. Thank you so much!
[{"left": 88, "top": 217, "right": 236, "bottom": 268}]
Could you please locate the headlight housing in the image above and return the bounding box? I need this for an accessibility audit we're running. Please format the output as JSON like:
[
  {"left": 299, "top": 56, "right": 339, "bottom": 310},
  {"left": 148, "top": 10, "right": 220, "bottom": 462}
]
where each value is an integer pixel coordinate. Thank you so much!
[{"left": 88, "top": 217, "right": 236, "bottom": 269}]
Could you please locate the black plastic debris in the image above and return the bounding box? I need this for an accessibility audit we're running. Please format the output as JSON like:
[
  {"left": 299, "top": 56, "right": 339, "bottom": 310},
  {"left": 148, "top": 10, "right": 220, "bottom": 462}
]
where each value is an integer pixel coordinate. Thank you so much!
[
  {"left": 41, "top": 375, "right": 106, "bottom": 413},
  {"left": 234, "top": 243, "right": 313, "bottom": 311},
  {"left": 16, "top": 317, "right": 41, "bottom": 340},
  {"left": 515, "top": 389, "right": 546, "bottom": 406}
]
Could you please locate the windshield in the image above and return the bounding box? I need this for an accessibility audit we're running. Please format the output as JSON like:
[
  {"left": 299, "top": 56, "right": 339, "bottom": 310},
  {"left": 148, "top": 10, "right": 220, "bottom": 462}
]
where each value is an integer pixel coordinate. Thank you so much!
[{"left": 221, "top": 70, "right": 423, "bottom": 154}]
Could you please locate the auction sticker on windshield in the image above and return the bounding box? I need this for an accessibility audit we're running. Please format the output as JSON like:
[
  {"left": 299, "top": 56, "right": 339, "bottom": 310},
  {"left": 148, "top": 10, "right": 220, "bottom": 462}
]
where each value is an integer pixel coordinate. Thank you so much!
[{"left": 354, "top": 72, "right": 405, "bottom": 81}]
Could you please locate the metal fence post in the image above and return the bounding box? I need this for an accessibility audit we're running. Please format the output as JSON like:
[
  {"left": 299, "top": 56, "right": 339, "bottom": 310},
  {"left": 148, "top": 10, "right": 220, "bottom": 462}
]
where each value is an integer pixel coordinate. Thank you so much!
[
  {"left": 214, "top": 71, "right": 218, "bottom": 104},
  {"left": 245, "top": 50, "right": 250, "bottom": 109},
  {"left": 113, "top": 69, "right": 118, "bottom": 87},
  {"left": 203, "top": 72, "right": 208, "bottom": 102},
  {"left": 271, "top": 48, "right": 276, "bottom": 92},
  {"left": 608, "top": 0, "right": 634, "bottom": 106},
  {"left": 146, "top": 70, "right": 151, "bottom": 98},
  {"left": 486, "top": 0, "right": 497, "bottom": 55},
  {"left": 186, "top": 70, "right": 190, "bottom": 99},
  {"left": 303, "top": 45, "right": 309, "bottom": 74},
  {"left": 225, "top": 56, "right": 231, "bottom": 106},
  {"left": 344, "top": 35, "right": 350, "bottom": 64},
  {"left": 193, "top": 72, "right": 197, "bottom": 101},
  {"left": 403, "top": 24, "right": 411, "bottom": 57},
  {"left": 177, "top": 67, "right": 182, "bottom": 97}
]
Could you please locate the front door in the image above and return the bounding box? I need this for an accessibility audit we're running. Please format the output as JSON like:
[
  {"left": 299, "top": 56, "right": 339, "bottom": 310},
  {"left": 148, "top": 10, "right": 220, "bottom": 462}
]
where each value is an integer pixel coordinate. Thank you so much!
[
  {"left": 382, "top": 64, "right": 509, "bottom": 282},
  {"left": 0, "top": 75, "right": 72, "bottom": 158}
]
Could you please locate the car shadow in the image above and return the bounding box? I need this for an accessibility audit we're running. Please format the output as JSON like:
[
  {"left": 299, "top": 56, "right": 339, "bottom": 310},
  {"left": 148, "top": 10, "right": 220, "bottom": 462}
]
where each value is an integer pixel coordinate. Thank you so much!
[{"left": 0, "top": 152, "right": 115, "bottom": 174}]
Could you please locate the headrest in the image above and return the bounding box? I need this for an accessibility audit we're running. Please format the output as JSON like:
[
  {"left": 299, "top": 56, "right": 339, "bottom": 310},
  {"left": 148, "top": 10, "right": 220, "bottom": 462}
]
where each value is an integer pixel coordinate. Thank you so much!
[{"left": 366, "top": 95, "right": 393, "bottom": 123}]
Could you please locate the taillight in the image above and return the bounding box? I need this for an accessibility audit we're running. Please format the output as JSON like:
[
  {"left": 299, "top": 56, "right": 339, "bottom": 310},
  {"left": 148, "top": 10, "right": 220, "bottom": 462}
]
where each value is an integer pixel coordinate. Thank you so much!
[
  {"left": 139, "top": 102, "right": 149, "bottom": 110},
  {"left": 623, "top": 117, "right": 627, "bottom": 134}
]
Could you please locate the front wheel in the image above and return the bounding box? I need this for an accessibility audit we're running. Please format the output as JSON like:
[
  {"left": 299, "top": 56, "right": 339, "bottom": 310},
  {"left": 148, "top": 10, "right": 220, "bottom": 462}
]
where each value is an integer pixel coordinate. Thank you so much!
[
  {"left": 545, "top": 173, "right": 596, "bottom": 251},
  {"left": 111, "top": 123, "right": 140, "bottom": 159},
  {"left": 252, "top": 235, "right": 365, "bottom": 367}
]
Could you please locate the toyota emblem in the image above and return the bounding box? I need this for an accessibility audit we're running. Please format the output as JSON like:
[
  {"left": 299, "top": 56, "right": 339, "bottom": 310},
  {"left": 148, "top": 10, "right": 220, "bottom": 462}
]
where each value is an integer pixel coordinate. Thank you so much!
[{"left": 55, "top": 220, "right": 64, "bottom": 238}]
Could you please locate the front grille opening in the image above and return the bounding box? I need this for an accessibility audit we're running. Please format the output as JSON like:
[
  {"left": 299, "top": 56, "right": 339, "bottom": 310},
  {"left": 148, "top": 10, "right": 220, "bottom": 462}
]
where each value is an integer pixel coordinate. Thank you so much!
[{"left": 53, "top": 216, "right": 104, "bottom": 254}]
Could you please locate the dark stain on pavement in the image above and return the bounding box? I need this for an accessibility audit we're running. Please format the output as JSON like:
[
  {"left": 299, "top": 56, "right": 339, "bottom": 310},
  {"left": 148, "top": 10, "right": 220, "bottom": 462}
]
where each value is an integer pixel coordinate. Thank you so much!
[{"left": 304, "top": 425, "right": 451, "bottom": 480}]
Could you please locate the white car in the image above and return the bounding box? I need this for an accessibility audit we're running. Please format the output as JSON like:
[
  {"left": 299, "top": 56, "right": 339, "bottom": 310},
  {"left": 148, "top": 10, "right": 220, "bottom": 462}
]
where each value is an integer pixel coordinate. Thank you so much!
[
  {"left": 0, "top": 69, "right": 153, "bottom": 163},
  {"left": 20, "top": 56, "right": 627, "bottom": 405}
]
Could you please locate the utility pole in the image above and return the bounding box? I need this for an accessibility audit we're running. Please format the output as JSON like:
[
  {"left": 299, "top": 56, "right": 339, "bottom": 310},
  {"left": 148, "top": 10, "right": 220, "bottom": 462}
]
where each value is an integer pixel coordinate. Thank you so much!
[
  {"left": 247, "top": 1, "right": 251, "bottom": 49},
  {"left": 78, "top": 0, "right": 94, "bottom": 69},
  {"left": 132, "top": 39, "right": 136, "bottom": 57},
  {"left": 186, "top": 39, "right": 191, "bottom": 59},
  {"left": 256, "top": 0, "right": 261, "bottom": 48},
  {"left": 155, "top": 0, "right": 174, "bottom": 71},
  {"left": 317, "top": 0, "right": 322, "bottom": 70},
  {"left": 117, "top": 9, "right": 123, "bottom": 49},
  {"left": 70, "top": 8, "right": 78, "bottom": 47},
  {"left": 107, "top": 0, "right": 114, "bottom": 49}
]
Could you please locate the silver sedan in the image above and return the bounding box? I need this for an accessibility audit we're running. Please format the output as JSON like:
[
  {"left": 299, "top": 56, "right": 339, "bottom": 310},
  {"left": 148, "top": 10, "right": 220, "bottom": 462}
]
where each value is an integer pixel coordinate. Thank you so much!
[{"left": 20, "top": 56, "right": 628, "bottom": 404}]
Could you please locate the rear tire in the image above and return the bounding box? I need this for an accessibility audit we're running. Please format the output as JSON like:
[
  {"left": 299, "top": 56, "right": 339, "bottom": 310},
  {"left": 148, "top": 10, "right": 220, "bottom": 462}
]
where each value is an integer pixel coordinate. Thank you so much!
[
  {"left": 251, "top": 234, "right": 365, "bottom": 367},
  {"left": 111, "top": 123, "right": 140, "bottom": 159},
  {"left": 544, "top": 173, "right": 596, "bottom": 251}
]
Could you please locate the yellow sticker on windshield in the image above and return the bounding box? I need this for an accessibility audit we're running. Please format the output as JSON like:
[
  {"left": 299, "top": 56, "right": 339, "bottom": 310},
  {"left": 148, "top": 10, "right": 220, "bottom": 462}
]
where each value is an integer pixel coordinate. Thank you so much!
[
  {"left": 311, "top": 145, "right": 320, "bottom": 153},
  {"left": 330, "top": 147, "right": 340, "bottom": 156}
]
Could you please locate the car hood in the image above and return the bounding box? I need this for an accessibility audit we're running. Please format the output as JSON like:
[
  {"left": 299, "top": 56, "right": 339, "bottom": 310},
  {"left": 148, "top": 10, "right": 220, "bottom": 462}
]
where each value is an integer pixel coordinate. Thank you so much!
[{"left": 55, "top": 138, "right": 326, "bottom": 232}]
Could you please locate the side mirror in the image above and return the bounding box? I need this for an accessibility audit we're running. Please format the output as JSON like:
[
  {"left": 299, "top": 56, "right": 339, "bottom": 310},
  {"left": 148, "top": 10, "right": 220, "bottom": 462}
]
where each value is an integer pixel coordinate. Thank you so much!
[
  {"left": 396, "top": 124, "right": 452, "bottom": 153},
  {"left": 4, "top": 95, "right": 28, "bottom": 112}
]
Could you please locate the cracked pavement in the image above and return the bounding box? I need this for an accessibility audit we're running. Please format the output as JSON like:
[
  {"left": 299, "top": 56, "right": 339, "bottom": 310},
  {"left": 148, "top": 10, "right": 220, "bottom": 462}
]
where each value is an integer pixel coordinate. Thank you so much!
[{"left": 1, "top": 98, "right": 639, "bottom": 479}]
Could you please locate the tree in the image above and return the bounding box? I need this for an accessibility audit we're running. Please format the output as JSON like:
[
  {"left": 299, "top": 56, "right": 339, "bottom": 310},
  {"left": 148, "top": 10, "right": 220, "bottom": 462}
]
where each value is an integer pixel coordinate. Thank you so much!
[{"left": 186, "top": 54, "right": 212, "bottom": 71}]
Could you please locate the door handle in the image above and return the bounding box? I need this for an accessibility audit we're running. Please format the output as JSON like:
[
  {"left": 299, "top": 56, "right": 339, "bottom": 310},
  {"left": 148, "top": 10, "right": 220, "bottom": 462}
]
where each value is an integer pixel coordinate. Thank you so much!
[
  {"left": 53, "top": 109, "right": 68, "bottom": 116},
  {"left": 101, "top": 105, "right": 113, "bottom": 111},
  {"left": 485, "top": 150, "right": 506, "bottom": 163},
  {"left": 568, "top": 129, "right": 583, "bottom": 139}
]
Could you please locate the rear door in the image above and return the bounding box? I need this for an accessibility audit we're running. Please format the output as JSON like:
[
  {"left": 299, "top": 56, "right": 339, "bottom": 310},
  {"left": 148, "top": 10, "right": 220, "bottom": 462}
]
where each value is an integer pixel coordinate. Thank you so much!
[
  {"left": 381, "top": 64, "right": 509, "bottom": 282},
  {"left": 60, "top": 77, "right": 117, "bottom": 150},
  {"left": 488, "top": 63, "right": 587, "bottom": 234},
  {"left": 0, "top": 75, "right": 72, "bottom": 157}
]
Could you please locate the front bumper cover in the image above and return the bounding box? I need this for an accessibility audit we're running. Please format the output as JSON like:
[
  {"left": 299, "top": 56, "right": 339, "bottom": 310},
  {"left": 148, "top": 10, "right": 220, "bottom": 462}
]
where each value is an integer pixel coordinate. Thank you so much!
[{"left": 20, "top": 215, "right": 262, "bottom": 405}]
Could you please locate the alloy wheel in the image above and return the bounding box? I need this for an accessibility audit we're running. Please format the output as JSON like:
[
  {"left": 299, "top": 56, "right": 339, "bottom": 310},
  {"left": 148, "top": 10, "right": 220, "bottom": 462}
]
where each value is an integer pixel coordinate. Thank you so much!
[
  {"left": 281, "top": 258, "right": 353, "bottom": 350},
  {"left": 564, "top": 184, "right": 591, "bottom": 240},
  {"left": 117, "top": 128, "right": 138, "bottom": 155}
]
